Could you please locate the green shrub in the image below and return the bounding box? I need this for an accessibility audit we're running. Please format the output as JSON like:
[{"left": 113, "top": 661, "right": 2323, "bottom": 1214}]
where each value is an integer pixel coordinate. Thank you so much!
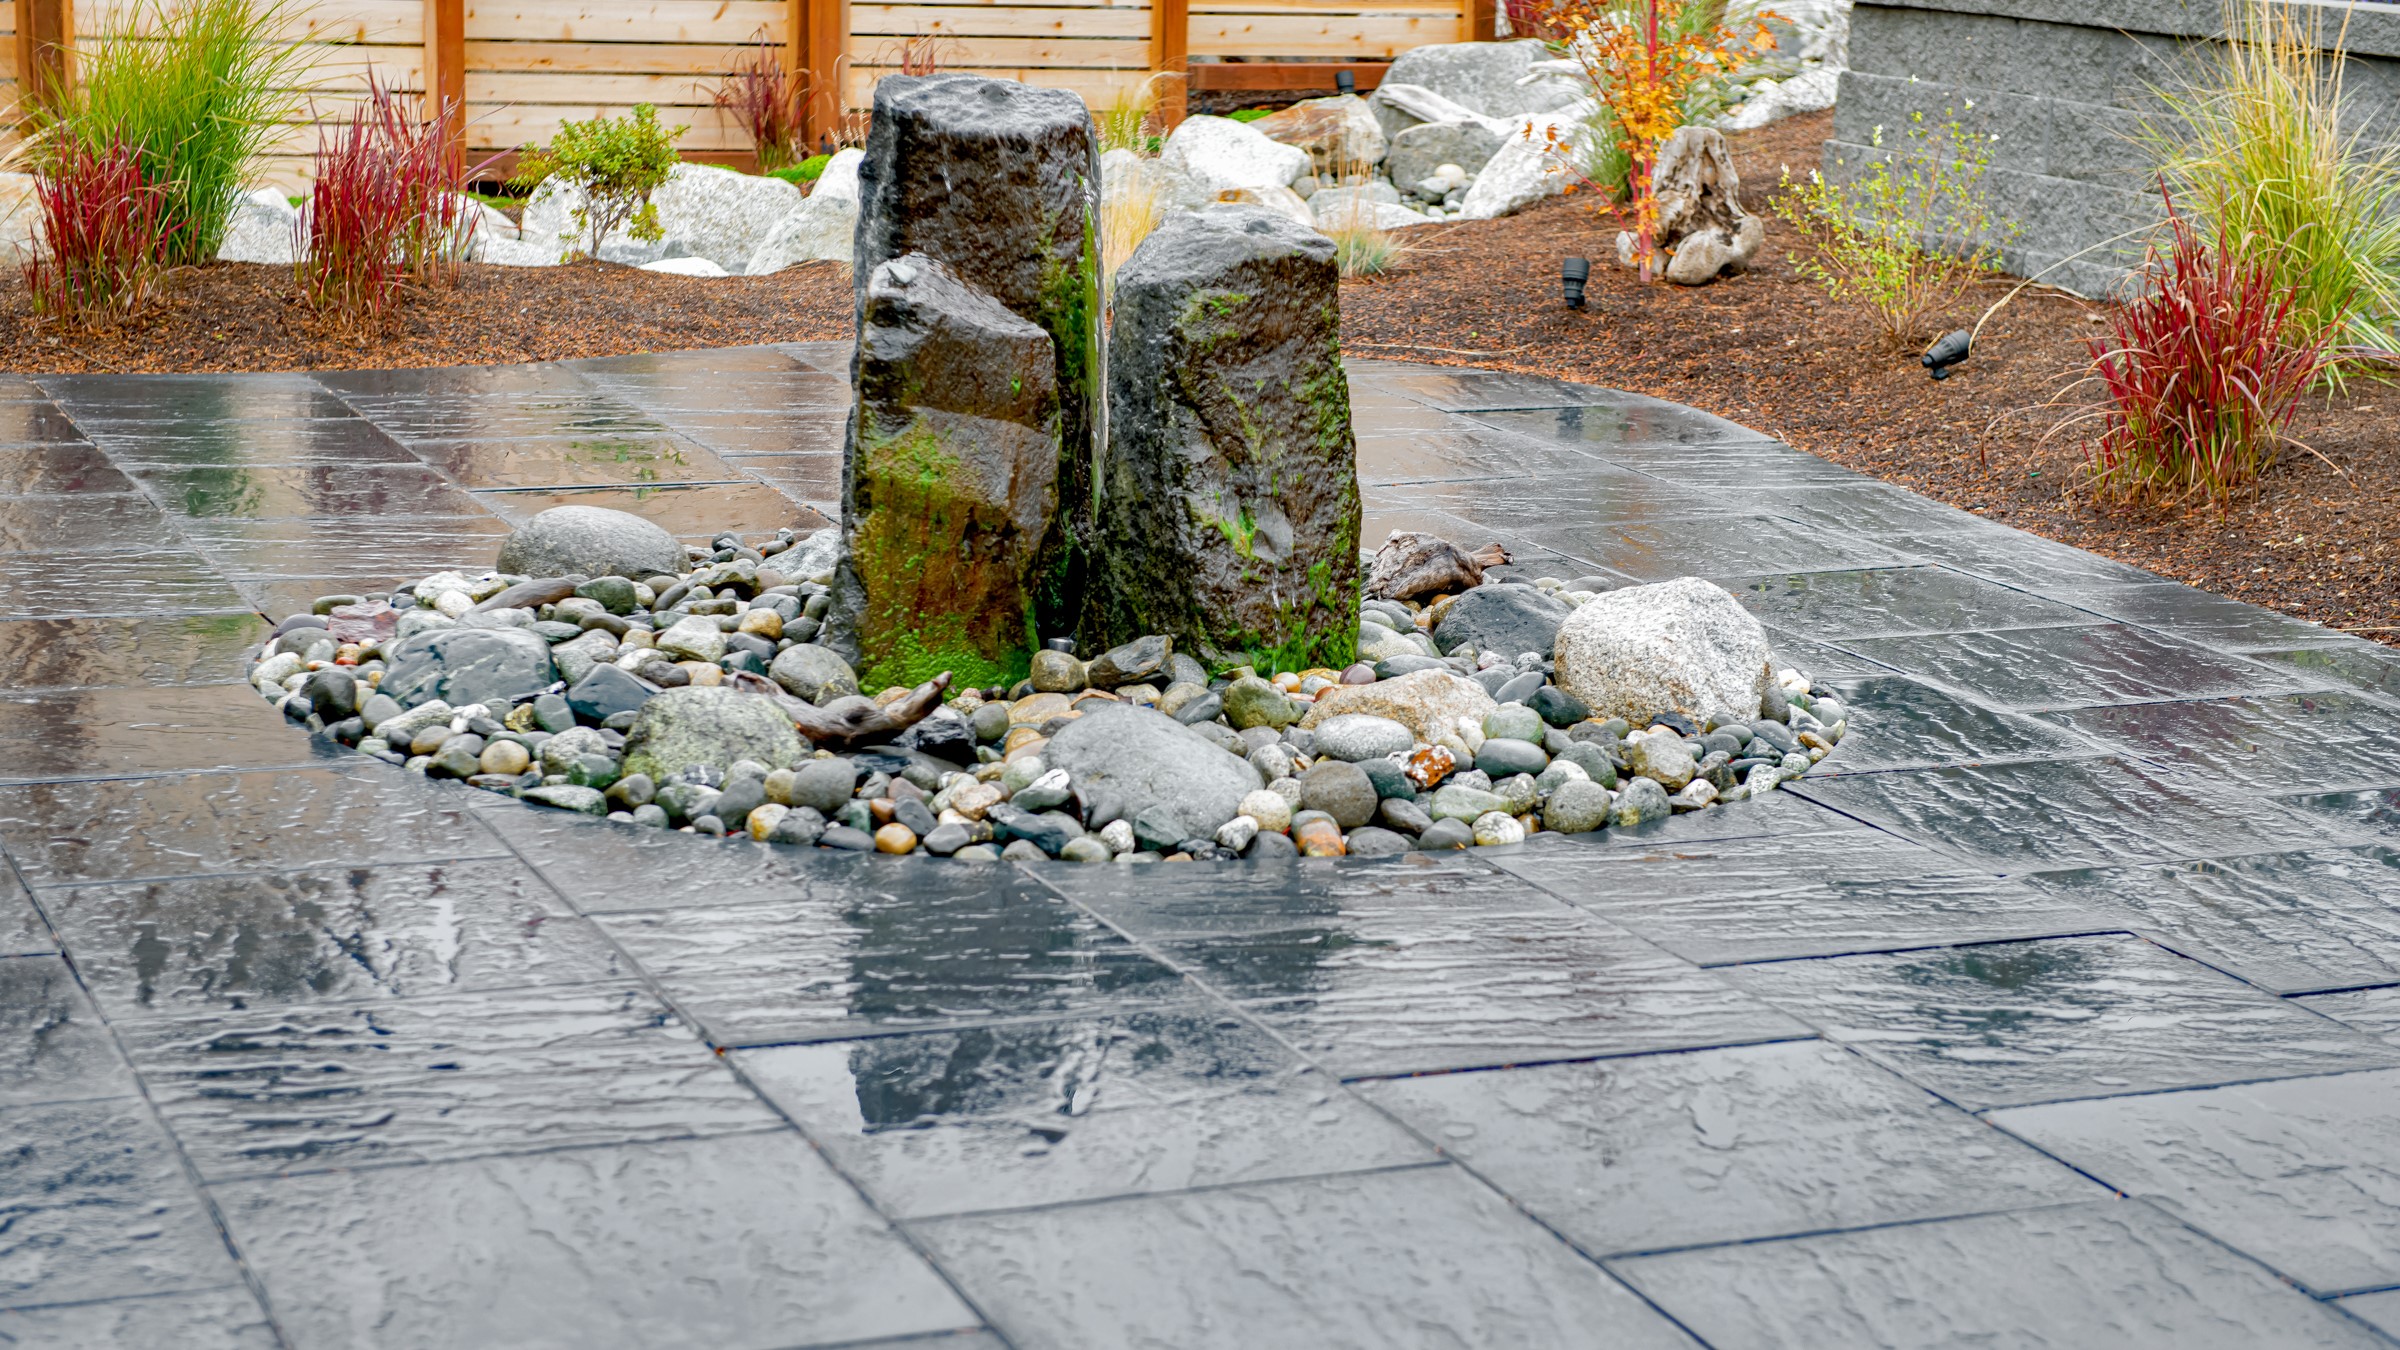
[
  {"left": 511, "top": 104, "right": 685, "bottom": 261},
  {"left": 1774, "top": 107, "right": 2014, "bottom": 347},
  {"left": 40, "top": 0, "right": 311, "bottom": 264},
  {"left": 769, "top": 153, "right": 832, "bottom": 186},
  {"left": 1226, "top": 108, "right": 1274, "bottom": 123},
  {"left": 2146, "top": 0, "right": 2400, "bottom": 360}
]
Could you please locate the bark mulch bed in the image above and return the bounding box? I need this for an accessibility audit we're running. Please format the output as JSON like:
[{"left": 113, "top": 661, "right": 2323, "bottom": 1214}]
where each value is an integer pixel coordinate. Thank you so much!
[
  {"left": 1339, "top": 111, "right": 2399, "bottom": 643},
  {"left": 0, "top": 116, "right": 2388, "bottom": 641},
  {"left": 0, "top": 259, "right": 855, "bottom": 374}
]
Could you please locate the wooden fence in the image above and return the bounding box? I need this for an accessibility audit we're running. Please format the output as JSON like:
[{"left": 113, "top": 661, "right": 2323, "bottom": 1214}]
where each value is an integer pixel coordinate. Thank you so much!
[{"left": 8, "top": 0, "right": 1496, "bottom": 185}]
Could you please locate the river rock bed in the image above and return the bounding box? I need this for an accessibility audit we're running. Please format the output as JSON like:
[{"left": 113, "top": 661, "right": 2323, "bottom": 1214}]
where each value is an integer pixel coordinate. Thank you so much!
[{"left": 246, "top": 525, "right": 1848, "bottom": 861}]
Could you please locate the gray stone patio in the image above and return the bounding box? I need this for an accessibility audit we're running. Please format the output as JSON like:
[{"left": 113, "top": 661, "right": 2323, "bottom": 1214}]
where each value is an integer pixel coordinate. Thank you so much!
[{"left": 2, "top": 344, "right": 2397, "bottom": 1348}]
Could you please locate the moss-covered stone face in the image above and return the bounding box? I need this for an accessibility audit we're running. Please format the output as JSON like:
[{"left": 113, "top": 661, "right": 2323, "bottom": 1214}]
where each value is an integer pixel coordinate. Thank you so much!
[
  {"left": 828, "top": 254, "right": 1061, "bottom": 691},
  {"left": 1094, "top": 205, "right": 1361, "bottom": 674},
  {"left": 852, "top": 73, "right": 1104, "bottom": 640}
]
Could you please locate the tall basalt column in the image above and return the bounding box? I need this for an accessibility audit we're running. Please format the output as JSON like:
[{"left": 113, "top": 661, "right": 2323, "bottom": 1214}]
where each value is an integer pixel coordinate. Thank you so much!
[
  {"left": 828, "top": 254, "right": 1061, "bottom": 691},
  {"left": 852, "top": 74, "right": 1102, "bottom": 636},
  {"left": 1095, "top": 205, "right": 1362, "bottom": 673}
]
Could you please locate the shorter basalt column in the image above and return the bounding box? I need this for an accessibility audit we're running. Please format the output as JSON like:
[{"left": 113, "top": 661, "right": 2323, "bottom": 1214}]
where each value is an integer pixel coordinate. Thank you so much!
[
  {"left": 826, "top": 253, "right": 1061, "bottom": 691},
  {"left": 1094, "top": 204, "right": 1362, "bottom": 673}
]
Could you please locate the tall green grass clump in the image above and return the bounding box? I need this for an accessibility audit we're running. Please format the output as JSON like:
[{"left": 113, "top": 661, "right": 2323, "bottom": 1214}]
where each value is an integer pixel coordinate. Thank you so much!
[
  {"left": 43, "top": 0, "right": 312, "bottom": 265},
  {"left": 2147, "top": 0, "right": 2400, "bottom": 358}
]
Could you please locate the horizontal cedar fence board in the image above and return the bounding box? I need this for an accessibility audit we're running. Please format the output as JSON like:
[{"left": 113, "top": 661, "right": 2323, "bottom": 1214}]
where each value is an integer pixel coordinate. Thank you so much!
[
  {"left": 853, "top": 5, "right": 1150, "bottom": 38},
  {"left": 82, "top": 0, "right": 418, "bottom": 41},
  {"left": 843, "top": 34, "right": 1152, "bottom": 63},
  {"left": 466, "top": 38, "right": 777, "bottom": 73},
  {"left": 460, "top": 0, "right": 785, "bottom": 44},
  {"left": 1190, "top": 13, "right": 1461, "bottom": 55},
  {"left": 1187, "top": 60, "right": 1389, "bottom": 90},
  {"left": 843, "top": 64, "right": 1159, "bottom": 102},
  {"left": 462, "top": 102, "right": 750, "bottom": 149},
  {"left": 467, "top": 69, "right": 749, "bottom": 101}
]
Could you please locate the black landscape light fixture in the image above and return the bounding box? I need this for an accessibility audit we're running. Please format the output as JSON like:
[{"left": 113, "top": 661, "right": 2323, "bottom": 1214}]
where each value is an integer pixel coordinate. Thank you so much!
[
  {"left": 1561, "top": 256, "right": 1590, "bottom": 309},
  {"left": 1336, "top": 69, "right": 1356, "bottom": 95},
  {"left": 1922, "top": 328, "right": 1972, "bottom": 379}
]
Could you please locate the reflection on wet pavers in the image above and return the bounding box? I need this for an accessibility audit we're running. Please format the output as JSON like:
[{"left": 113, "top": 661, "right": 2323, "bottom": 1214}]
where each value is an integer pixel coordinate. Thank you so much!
[
  {"left": 1992, "top": 1069, "right": 2400, "bottom": 1296},
  {"left": 4, "top": 350, "right": 2392, "bottom": 1345},
  {"left": 1725, "top": 935, "right": 2400, "bottom": 1109},
  {"left": 1612, "top": 1200, "right": 2389, "bottom": 1349},
  {"left": 1365, "top": 1041, "right": 2096, "bottom": 1255}
]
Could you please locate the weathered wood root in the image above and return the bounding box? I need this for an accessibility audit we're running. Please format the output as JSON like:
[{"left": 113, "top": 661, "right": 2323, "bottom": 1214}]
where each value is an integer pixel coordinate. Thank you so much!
[{"left": 729, "top": 670, "right": 954, "bottom": 750}]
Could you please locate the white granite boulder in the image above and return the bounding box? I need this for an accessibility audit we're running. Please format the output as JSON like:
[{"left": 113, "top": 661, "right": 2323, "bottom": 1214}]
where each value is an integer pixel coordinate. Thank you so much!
[
  {"left": 1158, "top": 115, "right": 1312, "bottom": 211},
  {"left": 745, "top": 195, "right": 858, "bottom": 275},
  {"left": 522, "top": 162, "right": 799, "bottom": 270},
  {"left": 1370, "top": 41, "right": 1583, "bottom": 138},
  {"left": 1552, "top": 575, "right": 1773, "bottom": 724},
  {"left": 217, "top": 187, "right": 299, "bottom": 264}
]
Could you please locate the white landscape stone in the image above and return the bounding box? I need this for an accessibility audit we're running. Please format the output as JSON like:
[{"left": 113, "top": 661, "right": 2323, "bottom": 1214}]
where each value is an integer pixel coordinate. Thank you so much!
[
  {"left": 1552, "top": 575, "right": 1773, "bottom": 725},
  {"left": 217, "top": 187, "right": 300, "bottom": 264},
  {"left": 809, "top": 147, "right": 867, "bottom": 204},
  {"left": 1212, "top": 183, "right": 1316, "bottom": 227},
  {"left": 1158, "top": 115, "right": 1313, "bottom": 210},
  {"left": 1458, "top": 104, "right": 1594, "bottom": 220},
  {"left": 745, "top": 195, "right": 858, "bottom": 275},
  {"left": 639, "top": 256, "right": 730, "bottom": 277}
]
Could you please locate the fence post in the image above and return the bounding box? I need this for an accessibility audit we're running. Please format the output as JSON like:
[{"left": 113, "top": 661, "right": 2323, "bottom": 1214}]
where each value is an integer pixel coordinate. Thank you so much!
[
  {"left": 14, "top": 0, "right": 73, "bottom": 110},
  {"left": 1151, "top": 0, "right": 1188, "bottom": 127},
  {"left": 423, "top": 0, "right": 466, "bottom": 166},
  {"left": 794, "top": 0, "right": 849, "bottom": 151},
  {"left": 1468, "top": 0, "right": 1497, "bottom": 40}
]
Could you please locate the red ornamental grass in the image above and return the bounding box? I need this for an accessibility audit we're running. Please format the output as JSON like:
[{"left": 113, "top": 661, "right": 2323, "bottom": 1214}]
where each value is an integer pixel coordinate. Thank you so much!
[
  {"left": 2083, "top": 202, "right": 2331, "bottom": 509},
  {"left": 714, "top": 40, "right": 805, "bottom": 172},
  {"left": 299, "top": 78, "right": 476, "bottom": 326},
  {"left": 24, "top": 142, "right": 179, "bottom": 327}
]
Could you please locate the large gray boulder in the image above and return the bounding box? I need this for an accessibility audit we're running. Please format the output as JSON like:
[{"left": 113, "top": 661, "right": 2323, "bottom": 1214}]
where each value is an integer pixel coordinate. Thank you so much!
[
  {"left": 853, "top": 74, "right": 1101, "bottom": 634},
  {"left": 767, "top": 642, "right": 860, "bottom": 703},
  {"left": 621, "top": 685, "right": 807, "bottom": 781},
  {"left": 496, "top": 505, "right": 687, "bottom": 580},
  {"left": 1433, "top": 584, "right": 1573, "bottom": 659},
  {"left": 745, "top": 194, "right": 858, "bottom": 276},
  {"left": 1093, "top": 205, "right": 1361, "bottom": 672},
  {"left": 1370, "top": 41, "right": 1584, "bottom": 139},
  {"left": 1552, "top": 576, "right": 1773, "bottom": 724},
  {"left": 1385, "top": 121, "right": 1505, "bottom": 194},
  {"left": 824, "top": 253, "right": 1060, "bottom": 691},
  {"left": 651, "top": 163, "right": 804, "bottom": 272},
  {"left": 1042, "top": 703, "right": 1263, "bottom": 836},
  {"left": 380, "top": 627, "right": 556, "bottom": 709},
  {"left": 1158, "top": 115, "right": 1314, "bottom": 209}
]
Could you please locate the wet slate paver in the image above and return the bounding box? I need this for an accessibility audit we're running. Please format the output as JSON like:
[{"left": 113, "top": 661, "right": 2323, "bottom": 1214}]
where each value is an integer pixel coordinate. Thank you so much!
[
  {"left": 1842, "top": 623, "right": 2309, "bottom": 710},
  {"left": 1789, "top": 756, "right": 2344, "bottom": 870},
  {"left": 2020, "top": 849, "right": 2400, "bottom": 995},
  {"left": 912, "top": 1165, "right": 1702, "bottom": 1350},
  {"left": 1496, "top": 833, "right": 2115, "bottom": 965},
  {"left": 7, "top": 349, "right": 2394, "bottom": 1346},
  {"left": 1365, "top": 1041, "right": 2095, "bottom": 1256},
  {"left": 0, "top": 1096, "right": 244, "bottom": 1308},
  {"left": 2341, "top": 1290, "right": 2400, "bottom": 1337},
  {"left": 1039, "top": 856, "right": 1810, "bottom": 1078},
  {"left": 43, "top": 859, "right": 627, "bottom": 1019},
  {"left": 594, "top": 866, "right": 1188, "bottom": 1048},
  {"left": 0, "top": 766, "right": 498, "bottom": 886},
  {"left": 2039, "top": 690, "right": 2400, "bottom": 793},
  {"left": 0, "top": 955, "right": 136, "bottom": 1106},
  {"left": 1992, "top": 1069, "right": 2400, "bottom": 1295},
  {"left": 1723, "top": 935, "right": 2400, "bottom": 1109},
  {"left": 215, "top": 1131, "right": 983, "bottom": 1350},
  {"left": 0, "top": 612, "right": 269, "bottom": 690},
  {"left": 737, "top": 1008, "right": 1431, "bottom": 1218},
  {"left": 1611, "top": 1200, "right": 2389, "bottom": 1349}
]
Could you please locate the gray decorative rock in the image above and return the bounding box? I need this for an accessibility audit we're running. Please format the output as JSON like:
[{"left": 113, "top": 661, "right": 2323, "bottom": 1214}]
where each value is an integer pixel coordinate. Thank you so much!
[
  {"left": 522, "top": 785, "right": 607, "bottom": 815},
  {"left": 745, "top": 194, "right": 858, "bottom": 276},
  {"left": 788, "top": 757, "right": 861, "bottom": 812},
  {"left": 1346, "top": 825, "right": 1411, "bottom": 857},
  {"left": 825, "top": 253, "right": 1061, "bottom": 691},
  {"left": 1221, "top": 676, "right": 1300, "bottom": 731},
  {"left": 1428, "top": 783, "right": 1509, "bottom": 823},
  {"left": 1623, "top": 729, "right": 1697, "bottom": 791},
  {"left": 654, "top": 616, "right": 727, "bottom": 664},
  {"left": 1093, "top": 206, "right": 1361, "bottom": 671},
  {"left": 853, "top": 74, "right": 1101, "bottom": 636},
  {"left": 1300, "top": 759, "right": 1378, "bottom": 829},
  {"left": 1158, "top": 115, "right": 1313, "bottom": 210},
  {"left": 621, "top": 686, "right": 807, "bottom": 781},
  {"left": 1611, "top": 776, "right": 1674, "bottom": 827},
  {"left": 566, "top": 665, "right": 654, "bottom": 722},
  {"left": 1251, "top": 94, "right": 1387, "bottom": 173},
  {"left": 216, "top": 187, "right": 299, "bottom": 264},
  {"left": 496, "top": 505, "right": 687, "bottom": 580},
  {"left": 1544, "top": 779, "right": 1613, "bottom": 833},
  {"left": 1482, "top": 704, "right": 1545, "bottom": 743},
  {"left": 1303, "top": 668, "right": 1496, "bottom": 744},
  {"left": 1041, "top": 703, "right": 1263, "bottom": 839},
  {"left": 650, "top": 163, "right": 804, "bottom": 272},
  {"left": 1434, "top": 584, "right": 1572, "bottom": 659},
  {"left": 1553, "top": 576, "right": 1773, "bottom": 725},
  {"left": 1385, "top": 122, "right": 1505, "bottom": 194},
  {"left": 380, "top": 627, "right": 556, "bottom": 710},
  {"left": 1086, "top": 634, "right": 1170, "bottom": 688},
  {"left": 1372, "top": 41, "right": 1585, "bottom": 131},
  {"left": 1312, "top": 713, "right": 1414, "bottom": 762},
  {"left": 768, "top": 643, "right": 861, "bottom": 704},
  {"left": 1476, "top": 738, "right": 1549, "bottom": 778}
]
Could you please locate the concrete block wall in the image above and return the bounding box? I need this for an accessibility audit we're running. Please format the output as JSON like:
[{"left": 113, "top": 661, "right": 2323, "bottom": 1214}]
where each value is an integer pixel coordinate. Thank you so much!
[{"left": 1833, "top": 0, "right": 2400, "bottom": 295}]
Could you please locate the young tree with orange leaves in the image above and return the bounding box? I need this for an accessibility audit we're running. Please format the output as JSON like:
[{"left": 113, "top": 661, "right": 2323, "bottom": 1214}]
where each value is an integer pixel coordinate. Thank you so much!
[{"left": 1540, "top": 0, "right": 1776, "bottom": 281}]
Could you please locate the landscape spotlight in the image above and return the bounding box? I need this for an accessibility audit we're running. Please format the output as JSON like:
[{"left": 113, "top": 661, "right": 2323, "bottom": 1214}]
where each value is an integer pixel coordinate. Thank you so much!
[
  {"left": 1336, "top": 69, "right": 1355, "bottom": 95},
  {"left": 1922, "top": 329, "right": 1972, "bottom": 379},
  {"left": 1561, "top": 256, "right": 1590, "bottom": 309}
]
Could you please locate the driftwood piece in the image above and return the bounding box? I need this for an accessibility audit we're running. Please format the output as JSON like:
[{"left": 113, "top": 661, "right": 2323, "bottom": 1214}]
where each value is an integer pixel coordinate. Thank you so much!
[
  {"left": 1367, "top": 532, "right": 1512, "bottom": 602},
  {"left": 472, "top": 575, "right": 589, "bottom": 614},
  {"left": 728, "top": 669, "right": 954, "bottom": 750}
]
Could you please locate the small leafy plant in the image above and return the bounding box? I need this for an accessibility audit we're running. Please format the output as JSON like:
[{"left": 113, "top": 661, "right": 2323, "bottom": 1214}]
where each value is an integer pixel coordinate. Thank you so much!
[
  {"left": 1774, "top": 107, "right": 2012, "bottom": 346},
  {"left": 23, "top": 142, "right": 179, "bottom": 326},
  {"left": 512, "top": 104, "right": 684, "bottom": 261},
  {"left": 714, "top": 38, "right": 807, "bottom": 173},
  {"left": 769, "top": 152, "right": 834, "bottom": 188},
  {"left": 2072, "top": 199, "right": 2332, "bottom": 509}
]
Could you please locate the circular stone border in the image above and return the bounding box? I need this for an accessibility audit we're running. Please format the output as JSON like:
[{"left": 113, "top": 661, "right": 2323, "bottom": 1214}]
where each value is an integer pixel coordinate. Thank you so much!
[{"left": 243, "top": 528, "right": 1851, "bottom": 862}]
